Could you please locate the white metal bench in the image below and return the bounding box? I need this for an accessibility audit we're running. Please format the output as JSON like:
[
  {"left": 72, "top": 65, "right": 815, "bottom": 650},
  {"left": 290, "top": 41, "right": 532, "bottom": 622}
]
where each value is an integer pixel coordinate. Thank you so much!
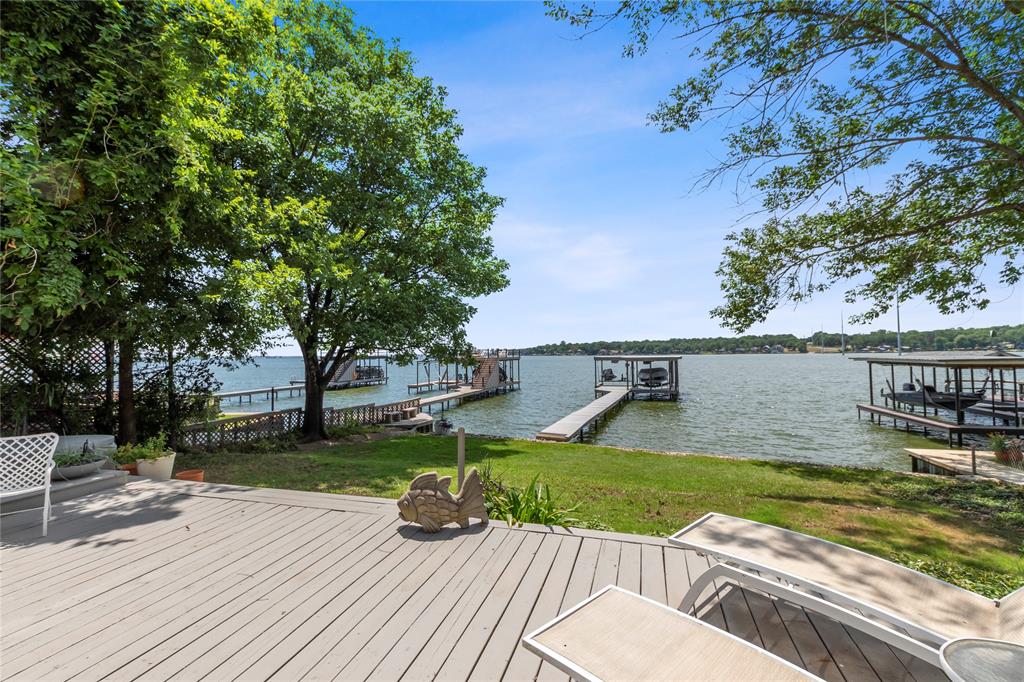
[{"left": 1, "top": 433, "right": 59, "bottom": 536}]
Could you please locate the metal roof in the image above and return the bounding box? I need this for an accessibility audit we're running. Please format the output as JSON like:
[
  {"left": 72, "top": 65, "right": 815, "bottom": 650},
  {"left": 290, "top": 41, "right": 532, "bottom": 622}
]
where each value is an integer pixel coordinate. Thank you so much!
[
  {"left": 849, "top": 350, "right": 1024, "bottom": 368},
  {"left": 594, "top": 354, "right": 683, "bottom": 362}
]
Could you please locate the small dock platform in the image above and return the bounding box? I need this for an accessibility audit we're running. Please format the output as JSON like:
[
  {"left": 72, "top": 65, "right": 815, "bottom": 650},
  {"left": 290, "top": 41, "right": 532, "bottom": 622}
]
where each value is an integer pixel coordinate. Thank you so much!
[
  {"left": 537, "top": 387, "right": 629, "bottom": 442},
  {"left": 905, "top": 448, "right": 1024, "bottom": 486}
]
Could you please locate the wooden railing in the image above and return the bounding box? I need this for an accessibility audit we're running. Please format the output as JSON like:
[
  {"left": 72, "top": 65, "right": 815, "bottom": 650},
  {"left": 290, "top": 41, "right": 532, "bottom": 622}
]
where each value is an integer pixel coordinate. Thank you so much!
[{"left": 183, "top": 398, "right": 422, "bottom": 450}]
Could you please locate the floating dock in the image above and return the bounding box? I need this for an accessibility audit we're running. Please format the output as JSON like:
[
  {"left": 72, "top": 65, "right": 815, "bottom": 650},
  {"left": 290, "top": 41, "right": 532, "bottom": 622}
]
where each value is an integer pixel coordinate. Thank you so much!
[
  {"left": 905, "top": 448, "right": 1024, "bottom": 486},
  {"left": 537, "top": 386, "right": 629, "bottom": 442}
]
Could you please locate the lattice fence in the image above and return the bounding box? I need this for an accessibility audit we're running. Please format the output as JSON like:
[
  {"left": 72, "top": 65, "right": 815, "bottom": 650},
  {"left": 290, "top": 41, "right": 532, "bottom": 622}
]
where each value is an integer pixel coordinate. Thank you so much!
[
  {"left": 0, "top": 335, "right": 112, "bottom": 436},
  {"left": 183, "top": 398, "right": 423, "bottom": 450},
  {"left": 181, "top": 408, "right": 304, "bottom": 450}
]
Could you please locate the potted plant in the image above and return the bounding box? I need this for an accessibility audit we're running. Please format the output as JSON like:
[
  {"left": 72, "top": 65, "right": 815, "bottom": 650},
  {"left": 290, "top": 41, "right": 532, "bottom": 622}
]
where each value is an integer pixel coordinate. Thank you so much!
[
  {"left": 133, "top": 433, "right": 176, "bottom": 481},
  {"left": 52, "top": 444, "right": 107, "bottom": 481},
  {"left": 112, "top": 443, "right": 140, "bottom": 475},
  {"left": 989, "top": 433, "right": 1009, "bottom": 461}
]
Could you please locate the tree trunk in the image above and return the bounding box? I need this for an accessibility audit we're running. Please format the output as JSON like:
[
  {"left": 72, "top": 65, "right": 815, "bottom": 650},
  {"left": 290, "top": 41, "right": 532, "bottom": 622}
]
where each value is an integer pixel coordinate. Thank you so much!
[
  {"left": 300, "top": 350, "right": 326, "bottom": 441},
  {"left": 167, "top": 344, "right": 177, "bottom": 449},
  {"left": 118, "top": 337, "right": 137, "bottom": 444}
]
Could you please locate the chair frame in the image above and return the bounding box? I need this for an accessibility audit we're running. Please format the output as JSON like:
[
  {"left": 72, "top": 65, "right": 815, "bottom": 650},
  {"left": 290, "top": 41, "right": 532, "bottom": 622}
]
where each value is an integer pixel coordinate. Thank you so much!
[
  {"left": 670, "top": 513, "right": 1006, "bottom": 665},
  {"left": 1, "top": 432, "right": 59, "bottom": 536}
]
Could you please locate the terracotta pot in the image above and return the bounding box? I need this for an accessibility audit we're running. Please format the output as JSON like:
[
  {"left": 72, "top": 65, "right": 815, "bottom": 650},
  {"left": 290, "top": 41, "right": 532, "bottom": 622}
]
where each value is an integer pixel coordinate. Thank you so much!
[
  {"left": 120, "top": 463, "right": 139, "bottom": 475},
  {"left": 175, "top": 469, "right": 205, "bottom": 482}
]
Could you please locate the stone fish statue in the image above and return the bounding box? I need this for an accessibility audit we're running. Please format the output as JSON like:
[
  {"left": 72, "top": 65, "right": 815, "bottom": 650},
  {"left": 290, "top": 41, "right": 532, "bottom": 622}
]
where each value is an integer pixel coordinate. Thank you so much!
[{"left": 397, "top": 468, "right": 488, "bottom": 532}]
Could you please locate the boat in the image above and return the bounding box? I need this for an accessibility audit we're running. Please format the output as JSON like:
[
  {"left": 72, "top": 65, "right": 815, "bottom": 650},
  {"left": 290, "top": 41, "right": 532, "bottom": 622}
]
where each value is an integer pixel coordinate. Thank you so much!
[
  {"left": 637, "top": 367, "right": 670, "bottom": 388},
  {"left": 600, "top": 368, "right": 617, "bottom": 382},
  {"left": 883, "top": 382, "right": 985, "bottom": 411}
]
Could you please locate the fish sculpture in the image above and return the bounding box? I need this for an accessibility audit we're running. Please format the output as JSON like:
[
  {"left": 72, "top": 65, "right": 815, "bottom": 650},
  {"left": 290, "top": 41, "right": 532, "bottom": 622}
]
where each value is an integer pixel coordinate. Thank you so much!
[{"left": 397, "top": 468, "right": 488, "bottom": 532}]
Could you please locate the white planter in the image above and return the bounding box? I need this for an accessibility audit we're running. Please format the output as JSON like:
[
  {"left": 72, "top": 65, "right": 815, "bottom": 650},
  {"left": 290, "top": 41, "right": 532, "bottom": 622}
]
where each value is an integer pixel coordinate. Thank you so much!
[{"left": 136, "top": 452, "right": 176, "bottom": 481}]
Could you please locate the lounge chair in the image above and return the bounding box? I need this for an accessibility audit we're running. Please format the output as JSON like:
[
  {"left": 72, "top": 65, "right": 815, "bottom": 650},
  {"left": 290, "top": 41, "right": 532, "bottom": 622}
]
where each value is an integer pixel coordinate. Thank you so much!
[
  {"left": 669, "top": 513, "right": 1024, "bottom": 665},
  {"left": 522, "top": 585, "right": 820, "bottom": 681}
]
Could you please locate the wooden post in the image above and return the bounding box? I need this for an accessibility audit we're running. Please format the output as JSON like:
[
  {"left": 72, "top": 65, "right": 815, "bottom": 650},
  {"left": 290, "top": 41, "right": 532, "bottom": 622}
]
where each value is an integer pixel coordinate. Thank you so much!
[
  {"left": 971, "top": 446, "right": 977, "bottom": 475},
  {"left": 457, "top": 427, "right": 466, "bottom": 489}
]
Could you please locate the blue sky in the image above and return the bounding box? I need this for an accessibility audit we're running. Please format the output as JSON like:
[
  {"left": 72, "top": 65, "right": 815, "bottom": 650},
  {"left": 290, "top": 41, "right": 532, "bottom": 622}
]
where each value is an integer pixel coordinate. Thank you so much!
[{"left": 285, "top": 1, "right": 1023, "bottom": 353}]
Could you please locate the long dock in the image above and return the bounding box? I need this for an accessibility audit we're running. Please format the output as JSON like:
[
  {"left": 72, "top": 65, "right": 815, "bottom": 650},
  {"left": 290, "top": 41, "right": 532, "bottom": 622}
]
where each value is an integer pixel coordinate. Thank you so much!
[
  {"left": 537, "top": 386, "right": 629, "bottom": 442},
  {"left": 419, "top": 381, "right": 520, "bottom": 410}
]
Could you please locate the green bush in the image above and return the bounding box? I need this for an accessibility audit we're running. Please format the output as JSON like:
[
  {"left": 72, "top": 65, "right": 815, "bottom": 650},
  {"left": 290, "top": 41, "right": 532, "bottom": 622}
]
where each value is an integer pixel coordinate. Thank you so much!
[
  {"left": 52, "top": 451, "right": 105, "bottom": 468},
  {"left": 114, "top": 433, "right": 172, "bottom": 463},
  {"left": 480, "top": 464, "right": 579, "bottom": 528}
]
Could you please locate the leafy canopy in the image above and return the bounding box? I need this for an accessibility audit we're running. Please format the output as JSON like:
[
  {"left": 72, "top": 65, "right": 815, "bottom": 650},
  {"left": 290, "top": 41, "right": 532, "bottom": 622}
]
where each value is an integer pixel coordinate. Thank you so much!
[
  {"left": 550, "top": 1, "right": 1024, "bottom": 330},
  {"left": 224, "top": 0, "right": 507, "bottom": 435}
]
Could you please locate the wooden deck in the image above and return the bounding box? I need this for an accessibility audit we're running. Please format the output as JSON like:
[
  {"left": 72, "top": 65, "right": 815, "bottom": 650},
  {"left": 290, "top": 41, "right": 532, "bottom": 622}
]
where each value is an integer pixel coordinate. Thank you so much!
[
  {"left": 537, "top": 387, "right": 629, "bottom": 442},
  {"left": 1, "top": 481, "right": 947, "bottom": 681},
  {"left": 905, "top": 448, "right": 1024, "bottom": 486}
]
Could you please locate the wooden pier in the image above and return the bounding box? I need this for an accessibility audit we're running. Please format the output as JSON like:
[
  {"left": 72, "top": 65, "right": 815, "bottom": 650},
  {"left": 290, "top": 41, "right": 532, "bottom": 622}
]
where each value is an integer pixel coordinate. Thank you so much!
[
  {"left": 419, "top": 381, "right": 520, "bottom": 411},
  {"left": 905, "top": 448, "right": 1024, "bottom": 486},
  {"left": 214, "top": 385, "right": 304, "bottom": 412},
  {"left": 537, "top": 387, "right": 629, "bottom": 442},
  {"left": 856, "top": 402, "right": 1024, "bottom": 446}
]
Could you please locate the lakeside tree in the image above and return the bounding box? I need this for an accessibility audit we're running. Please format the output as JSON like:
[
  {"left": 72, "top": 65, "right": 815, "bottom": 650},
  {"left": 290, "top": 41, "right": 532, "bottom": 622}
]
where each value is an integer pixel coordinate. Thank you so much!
[
  {"left": 550, "top": 1, "right": 1024, "bottom": 330},
  {"left": 225, "top": 1, "right": 508, "bottom": 440},
  {"left": 1, "top": 0, "right": 268, "bottom": 439}
]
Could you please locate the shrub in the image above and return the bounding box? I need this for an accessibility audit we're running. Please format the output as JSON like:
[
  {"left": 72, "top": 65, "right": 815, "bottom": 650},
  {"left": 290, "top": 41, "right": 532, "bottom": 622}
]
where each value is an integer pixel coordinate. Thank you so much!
[
  {"left": 480, "top": 464, "right": 579, "bottom": 528},
  {"left": 114, "top": 433, "right": 172, "bottom": 462}
]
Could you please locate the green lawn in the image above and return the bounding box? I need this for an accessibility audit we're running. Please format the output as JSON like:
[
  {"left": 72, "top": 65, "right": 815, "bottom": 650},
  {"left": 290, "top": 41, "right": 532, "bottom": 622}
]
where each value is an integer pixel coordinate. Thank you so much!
[{"left": 176, "top": 434, "right": 1024, "bottom": 598}]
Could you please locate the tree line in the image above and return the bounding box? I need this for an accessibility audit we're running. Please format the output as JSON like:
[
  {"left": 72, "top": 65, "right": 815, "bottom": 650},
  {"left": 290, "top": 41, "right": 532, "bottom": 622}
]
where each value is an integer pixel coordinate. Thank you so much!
[
  {"left": 523, "top": 325, "right": 1024, "bottom": 356},
  {"left": 1, "top": 0, "right": 506, "bottom": 442}
]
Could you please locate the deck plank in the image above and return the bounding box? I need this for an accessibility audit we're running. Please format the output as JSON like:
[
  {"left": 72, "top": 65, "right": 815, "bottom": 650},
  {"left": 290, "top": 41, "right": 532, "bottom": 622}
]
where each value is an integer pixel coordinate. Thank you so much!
[
  {"left": 185, "top": 515, "right": 409, "bottom": 680},
  {"left": 535, "top": 536, "right": 602, "bottom": 682},
  {"left": 337, "top": 526, "right": 509, "bottom": 681},
  {"left": 240, "top": 525, "right": 437, "bottom": 681},
  {"left": 502, "top": 534, "right": 582, "bottom": 682},
  {"left": 395, "top": 529, "right": 528, "bottom": 681},
  {"left": 431, "top": 531, "right": 545, "bottom": 680},
  {"left": 468, "top": 533, "right": 564, "bottom": 680},
  {"left": 640, "top": 543, "right": 668, "bottom": 604},
  {"left": 1, "top": 499, "right": 290, "bottom": 658},
  {"left": 0, "top": 482, "right": 952, "bottom": 682},
  {"left": 302, "top": 525, "right": 497, "bottom": 680},
  {"left": 5, "top": 504, "right": 330, "bottom": 680},
  {"left": 1, "top": 498, "right": 250, "bottom": 603},
  {"left": 116, "top": 512, "right": 387, "bottom": 681},
  {"left": 2, "top": 500, "right": 294, "bottom": 634}
]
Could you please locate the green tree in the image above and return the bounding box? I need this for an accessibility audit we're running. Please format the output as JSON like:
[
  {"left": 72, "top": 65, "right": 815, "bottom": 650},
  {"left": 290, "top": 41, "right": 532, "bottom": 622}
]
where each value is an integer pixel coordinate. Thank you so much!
[
  {"left": 225, "top": 1, "right": 508, "bottom": 440},
  {"left": 1, "top": 0, "right": 268, "bottom": 440},
  {"left": 550, "top": 1, "right": 1024, "bottom": 330}
]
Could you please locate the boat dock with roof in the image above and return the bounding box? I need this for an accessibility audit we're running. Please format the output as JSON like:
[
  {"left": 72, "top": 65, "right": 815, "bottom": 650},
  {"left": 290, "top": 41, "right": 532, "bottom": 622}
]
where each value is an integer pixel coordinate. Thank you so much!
[
  {"left": 851, "top": 350, "right": 1024, "bottom": 446},
  {"left": 537, "top": 355, "right": 681, "bottom": 442}
]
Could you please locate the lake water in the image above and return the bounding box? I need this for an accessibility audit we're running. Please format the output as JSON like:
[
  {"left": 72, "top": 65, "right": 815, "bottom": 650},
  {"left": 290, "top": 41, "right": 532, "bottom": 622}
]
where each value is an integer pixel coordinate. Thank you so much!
[{"left": 214, "top": 354, "right": 942, "bottom": 470}]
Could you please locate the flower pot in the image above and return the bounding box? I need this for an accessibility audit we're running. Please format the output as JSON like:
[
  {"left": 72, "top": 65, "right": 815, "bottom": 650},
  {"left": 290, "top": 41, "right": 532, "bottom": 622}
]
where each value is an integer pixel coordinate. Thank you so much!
[
  {"left": 136, "top": 452, "right": 176, "bottom": 481},
  {"left": 120, "top": 462, "right": 139, "bottom": 475},
  {"left": 52, "top": 460, "right": 105, "bottom": 481},
  {"left": 175, "top": 469, "right": 205, "bottom": 482}
]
